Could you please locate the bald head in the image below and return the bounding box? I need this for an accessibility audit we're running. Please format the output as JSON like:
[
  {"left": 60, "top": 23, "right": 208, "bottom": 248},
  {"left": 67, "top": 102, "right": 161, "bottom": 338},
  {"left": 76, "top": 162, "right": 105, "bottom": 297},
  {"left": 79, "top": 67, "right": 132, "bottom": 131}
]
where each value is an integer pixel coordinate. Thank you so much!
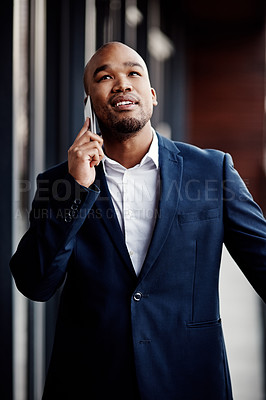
[{"left": 83, "top": 42, "right": 150, "bottom": 95}]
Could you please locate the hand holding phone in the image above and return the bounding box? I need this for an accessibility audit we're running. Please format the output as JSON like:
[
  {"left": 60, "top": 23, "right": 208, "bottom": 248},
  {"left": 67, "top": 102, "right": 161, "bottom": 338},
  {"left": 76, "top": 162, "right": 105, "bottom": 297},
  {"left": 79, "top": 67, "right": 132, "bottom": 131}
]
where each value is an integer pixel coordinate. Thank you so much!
[{"left": 68, "top": 98, "right": 104, "bottom": 187}]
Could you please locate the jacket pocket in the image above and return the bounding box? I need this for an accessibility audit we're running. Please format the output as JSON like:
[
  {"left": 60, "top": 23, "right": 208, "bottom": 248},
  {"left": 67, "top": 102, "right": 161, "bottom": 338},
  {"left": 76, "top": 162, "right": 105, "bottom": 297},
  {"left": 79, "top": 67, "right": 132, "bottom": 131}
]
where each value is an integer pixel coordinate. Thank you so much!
[
  {"left": 186, "top": 318, "right": 221, "bottom": 329},
  {"left": 178, "top": 208, "right": 219, "bottom": 224}
]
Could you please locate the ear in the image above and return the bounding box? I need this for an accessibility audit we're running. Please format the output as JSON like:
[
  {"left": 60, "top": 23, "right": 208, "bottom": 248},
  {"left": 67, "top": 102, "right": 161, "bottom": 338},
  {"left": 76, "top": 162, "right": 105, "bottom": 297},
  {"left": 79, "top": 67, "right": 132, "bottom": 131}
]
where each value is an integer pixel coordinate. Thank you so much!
[{"left": 151, "top": 88, "right": 158, "bottom": 106}]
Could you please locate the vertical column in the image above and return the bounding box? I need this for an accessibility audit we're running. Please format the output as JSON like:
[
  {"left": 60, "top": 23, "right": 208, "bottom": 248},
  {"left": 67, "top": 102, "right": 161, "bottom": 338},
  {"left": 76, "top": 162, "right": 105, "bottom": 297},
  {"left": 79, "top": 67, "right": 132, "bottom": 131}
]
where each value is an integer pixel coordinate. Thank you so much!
[
  {"left": 12, "top": 1, "right": 30, "bottom": 399},
  {"left": 85, "top": 0, "right": 96, "bottom": 64},
  {"left": 29, "top": 0, "right": 47, "bottom": 398}
]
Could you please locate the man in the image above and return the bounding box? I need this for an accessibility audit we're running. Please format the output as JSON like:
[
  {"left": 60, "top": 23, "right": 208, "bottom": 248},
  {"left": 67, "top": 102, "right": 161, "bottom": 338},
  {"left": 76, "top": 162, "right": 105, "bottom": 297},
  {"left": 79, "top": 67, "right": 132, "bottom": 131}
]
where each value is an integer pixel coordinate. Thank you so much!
[{"left": 10, "top": 42, "right": 266, "bottom": 400}]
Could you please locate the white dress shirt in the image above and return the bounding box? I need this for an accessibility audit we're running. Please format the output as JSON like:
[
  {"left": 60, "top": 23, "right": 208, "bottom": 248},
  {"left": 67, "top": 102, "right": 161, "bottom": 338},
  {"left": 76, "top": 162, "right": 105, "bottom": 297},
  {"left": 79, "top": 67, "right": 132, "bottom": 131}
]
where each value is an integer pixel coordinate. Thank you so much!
[{"left": 102, "top": 131, "right": 160, "bottom": 276}]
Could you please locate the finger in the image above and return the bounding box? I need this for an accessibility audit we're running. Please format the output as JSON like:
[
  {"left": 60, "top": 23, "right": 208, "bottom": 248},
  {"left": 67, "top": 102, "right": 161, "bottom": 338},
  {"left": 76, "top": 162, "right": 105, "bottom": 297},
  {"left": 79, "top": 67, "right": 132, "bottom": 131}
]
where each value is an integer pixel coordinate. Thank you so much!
[
  {"left": 72, "top": 140, "right": 104, "bottom": 156},
  {"left": 94, "top": 141, "right": 104, "bottom": 159},
  {"left": 70, "top": 147, "right": 97, "bottom": 166},
  {"left": 80, "top": 147, "right": 100, "bottom": 168},
  {"left": 71, "top": 142, "right": 104, "bottom": 165},
  {"left": 89, "top": 152, "right": 100, "bottom": 168},
  {"left": 75, "top": 118, "right": 91, "bottom": 141},
  {"left": 90, "top": 132, "right": 103, "bottom": 146},
  {"left": 85, "top": 131, "right": 103, "bottom": 147},
  {"left": 90, "top": 144, "right": 104, "bottom": 165},
  {"left": 73, "top": 131, "right": 103, "bottom": 148}
]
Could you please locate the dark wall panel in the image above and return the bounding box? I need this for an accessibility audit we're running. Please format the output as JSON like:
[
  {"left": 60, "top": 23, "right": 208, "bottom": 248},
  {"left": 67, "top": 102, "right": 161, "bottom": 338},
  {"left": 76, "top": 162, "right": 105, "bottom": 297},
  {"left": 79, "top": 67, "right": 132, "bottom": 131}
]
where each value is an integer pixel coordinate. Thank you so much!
[
  {"left": 0, "top": 1, "right": 13, "bottom": 399},
  {"left": 46, "top": 0, "right": 85, "bottom": 168},
  {"left": 45, "top": 0, "right": 86, "bottom": 374}
]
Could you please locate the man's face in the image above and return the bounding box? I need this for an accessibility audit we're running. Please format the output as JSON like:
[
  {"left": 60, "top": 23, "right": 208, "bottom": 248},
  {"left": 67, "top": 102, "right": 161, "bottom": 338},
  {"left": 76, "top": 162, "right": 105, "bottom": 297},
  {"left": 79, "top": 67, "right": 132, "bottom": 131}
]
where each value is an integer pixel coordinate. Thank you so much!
[{"left": 85, "top": 43, "right": 157, "bottom": 142}]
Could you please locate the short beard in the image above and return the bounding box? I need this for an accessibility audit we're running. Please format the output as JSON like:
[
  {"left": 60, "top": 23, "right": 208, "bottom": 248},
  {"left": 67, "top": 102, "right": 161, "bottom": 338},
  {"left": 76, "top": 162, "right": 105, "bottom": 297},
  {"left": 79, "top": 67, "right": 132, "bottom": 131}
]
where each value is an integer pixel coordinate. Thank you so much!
[{"left": 98, "top": 115, "right": 149, "bottom": 143}]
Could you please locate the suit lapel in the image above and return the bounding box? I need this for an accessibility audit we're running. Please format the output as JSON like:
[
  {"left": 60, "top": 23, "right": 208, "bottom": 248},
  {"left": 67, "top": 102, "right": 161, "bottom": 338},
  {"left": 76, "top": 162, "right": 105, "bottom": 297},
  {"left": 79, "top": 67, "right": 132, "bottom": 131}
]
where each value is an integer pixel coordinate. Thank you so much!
[
  {"left": 94, "top": 164, "right": 137, "bottom": 278},
  {"left": 138, "top": 134, "right": 183, "bottom": 282}
]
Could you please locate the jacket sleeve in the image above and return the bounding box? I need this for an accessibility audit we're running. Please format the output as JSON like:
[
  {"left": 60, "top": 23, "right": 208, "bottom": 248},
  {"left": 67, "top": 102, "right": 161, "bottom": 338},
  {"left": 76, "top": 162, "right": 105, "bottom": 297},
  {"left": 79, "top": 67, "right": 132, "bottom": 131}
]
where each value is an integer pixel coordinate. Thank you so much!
[
  {"left": 223, "top": 153, "right": 266, "bottom": 302},
  {"left": 10, "top": 169, "right": 100, "bottom": 302}
]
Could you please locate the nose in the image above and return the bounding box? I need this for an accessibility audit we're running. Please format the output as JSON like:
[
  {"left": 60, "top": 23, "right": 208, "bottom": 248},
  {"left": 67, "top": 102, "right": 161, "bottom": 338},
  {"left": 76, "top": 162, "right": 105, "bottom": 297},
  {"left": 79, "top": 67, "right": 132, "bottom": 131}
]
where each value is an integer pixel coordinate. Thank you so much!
[{"left": 112, "top": 77, "right": 132, "bottom": 93}]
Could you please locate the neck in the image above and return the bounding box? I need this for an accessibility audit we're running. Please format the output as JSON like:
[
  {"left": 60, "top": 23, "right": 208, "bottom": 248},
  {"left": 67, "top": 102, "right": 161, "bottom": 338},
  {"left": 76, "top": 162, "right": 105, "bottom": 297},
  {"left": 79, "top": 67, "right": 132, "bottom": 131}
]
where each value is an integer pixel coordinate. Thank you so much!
[{"left": 103, "top": 124, "right": 153, "bottom": 169}]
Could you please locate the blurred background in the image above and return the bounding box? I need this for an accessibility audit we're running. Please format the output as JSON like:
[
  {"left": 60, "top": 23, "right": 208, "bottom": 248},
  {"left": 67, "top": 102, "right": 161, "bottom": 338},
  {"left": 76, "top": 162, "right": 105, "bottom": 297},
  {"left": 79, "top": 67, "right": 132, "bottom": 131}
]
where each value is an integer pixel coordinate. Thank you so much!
[{"left": 1, "top": 0, "right": 266, "bottom": 399}]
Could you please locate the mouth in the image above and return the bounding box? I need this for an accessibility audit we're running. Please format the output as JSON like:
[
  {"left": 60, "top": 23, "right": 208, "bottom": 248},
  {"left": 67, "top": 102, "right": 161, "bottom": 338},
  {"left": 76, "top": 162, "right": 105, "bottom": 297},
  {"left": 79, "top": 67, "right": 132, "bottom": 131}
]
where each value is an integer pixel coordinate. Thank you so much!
[{"left": 111, "top": 96, "right": 139, "bottom": 111}]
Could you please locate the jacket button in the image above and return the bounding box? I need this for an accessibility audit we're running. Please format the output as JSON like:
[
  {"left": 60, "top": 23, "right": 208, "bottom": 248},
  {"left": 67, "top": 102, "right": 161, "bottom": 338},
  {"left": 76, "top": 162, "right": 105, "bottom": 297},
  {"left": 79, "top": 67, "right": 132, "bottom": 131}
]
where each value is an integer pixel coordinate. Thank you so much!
[{"left": 133, "top": 292, "right": 142, "bottom": 302}]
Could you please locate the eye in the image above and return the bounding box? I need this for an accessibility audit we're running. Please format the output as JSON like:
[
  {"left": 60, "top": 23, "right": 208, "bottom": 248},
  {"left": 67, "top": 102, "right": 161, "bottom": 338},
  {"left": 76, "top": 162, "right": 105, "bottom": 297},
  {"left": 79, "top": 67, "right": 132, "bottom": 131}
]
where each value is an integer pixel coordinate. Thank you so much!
[
  {"left": 129, "top": 71, "right": 141, "bottom": 77},
  {"left": 98, "top": 74, "right": 112, "bottom": 82}
]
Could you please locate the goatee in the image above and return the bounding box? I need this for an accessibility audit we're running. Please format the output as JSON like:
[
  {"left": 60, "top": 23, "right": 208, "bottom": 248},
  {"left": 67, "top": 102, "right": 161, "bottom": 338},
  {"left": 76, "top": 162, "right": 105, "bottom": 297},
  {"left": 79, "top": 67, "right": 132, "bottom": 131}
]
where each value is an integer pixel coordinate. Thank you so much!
[{"left": 99, "top": 116, "right": 147, "bottom": 143}]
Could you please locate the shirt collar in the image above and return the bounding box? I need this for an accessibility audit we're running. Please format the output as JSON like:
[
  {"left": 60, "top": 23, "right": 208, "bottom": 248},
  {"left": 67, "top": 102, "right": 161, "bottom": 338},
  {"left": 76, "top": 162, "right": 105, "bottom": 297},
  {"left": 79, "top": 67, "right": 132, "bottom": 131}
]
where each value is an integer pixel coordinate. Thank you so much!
[
  {"left": 141, "top": 128, "right": 159, "bottom": 168},
  {"left": 102, "top": 128, "right": 159, "bottom": 171}
]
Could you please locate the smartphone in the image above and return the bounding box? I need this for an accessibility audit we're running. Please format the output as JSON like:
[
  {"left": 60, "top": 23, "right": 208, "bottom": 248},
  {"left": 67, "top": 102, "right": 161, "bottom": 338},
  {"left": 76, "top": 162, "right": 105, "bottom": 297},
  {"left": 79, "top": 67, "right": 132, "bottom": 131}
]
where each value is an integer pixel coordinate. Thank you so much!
[{"left": 84, "top": 95, "right": 97, "bottom": 134}]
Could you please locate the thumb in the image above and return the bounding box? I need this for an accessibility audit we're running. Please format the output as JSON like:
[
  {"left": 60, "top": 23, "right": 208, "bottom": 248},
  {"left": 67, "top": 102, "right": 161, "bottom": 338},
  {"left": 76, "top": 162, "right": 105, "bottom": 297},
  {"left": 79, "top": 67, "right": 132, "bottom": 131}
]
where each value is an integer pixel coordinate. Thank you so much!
[{"left": 85, "top": 117, "right": 91, "bottom": 129}]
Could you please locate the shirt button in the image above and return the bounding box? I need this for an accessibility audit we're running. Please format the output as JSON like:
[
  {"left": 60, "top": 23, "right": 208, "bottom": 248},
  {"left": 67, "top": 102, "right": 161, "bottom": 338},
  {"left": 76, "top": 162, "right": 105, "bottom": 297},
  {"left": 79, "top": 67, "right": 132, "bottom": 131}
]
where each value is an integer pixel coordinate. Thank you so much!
[
  {"left": 133, "top": 292, "right": 142, "bottom": 302},
  {"left": 129, "top": 250, "right": 134, "bottom": 256}
]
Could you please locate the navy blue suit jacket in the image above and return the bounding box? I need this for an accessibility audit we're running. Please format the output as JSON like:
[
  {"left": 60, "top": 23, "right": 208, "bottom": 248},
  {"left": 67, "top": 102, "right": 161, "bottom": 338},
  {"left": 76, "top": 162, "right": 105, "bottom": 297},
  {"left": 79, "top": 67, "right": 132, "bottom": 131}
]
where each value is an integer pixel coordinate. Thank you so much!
[{"left": 10, "top": 133, "right": 266, "bottom": 399}]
